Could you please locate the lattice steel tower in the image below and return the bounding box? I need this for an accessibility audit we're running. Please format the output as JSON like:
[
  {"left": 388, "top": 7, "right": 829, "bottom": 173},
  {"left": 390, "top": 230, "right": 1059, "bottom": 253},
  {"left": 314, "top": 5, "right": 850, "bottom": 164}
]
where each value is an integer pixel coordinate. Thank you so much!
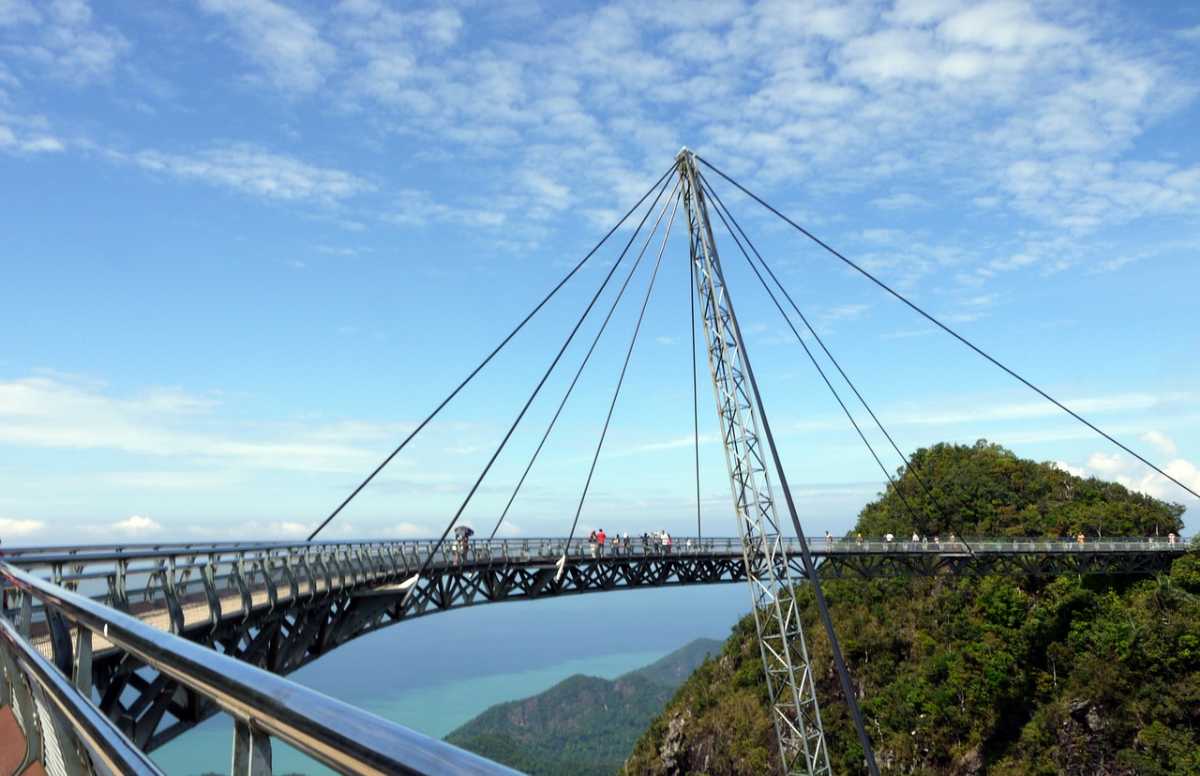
[{"left": 677, "top": 149, "right": 832, "bottom": 776}]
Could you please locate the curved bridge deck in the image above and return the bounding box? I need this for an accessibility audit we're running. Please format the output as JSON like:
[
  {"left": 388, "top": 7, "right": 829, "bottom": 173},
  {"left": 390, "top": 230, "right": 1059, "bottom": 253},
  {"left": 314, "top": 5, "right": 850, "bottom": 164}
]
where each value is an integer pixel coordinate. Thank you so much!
[{"left": 1, "top": 536, "right": 1188, "bottom": 753}]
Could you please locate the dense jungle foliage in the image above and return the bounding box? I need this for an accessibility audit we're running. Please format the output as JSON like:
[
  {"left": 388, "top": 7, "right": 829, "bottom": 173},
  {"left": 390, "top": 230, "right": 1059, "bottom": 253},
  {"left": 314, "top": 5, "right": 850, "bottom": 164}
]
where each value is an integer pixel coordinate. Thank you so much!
[{"left": 625, "top": 441, "right": 1198, "bottom": 775}]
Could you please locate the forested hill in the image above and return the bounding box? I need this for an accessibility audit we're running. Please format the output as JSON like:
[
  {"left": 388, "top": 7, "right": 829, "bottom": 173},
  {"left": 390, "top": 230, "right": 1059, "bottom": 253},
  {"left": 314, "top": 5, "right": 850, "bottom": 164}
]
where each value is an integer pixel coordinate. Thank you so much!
[
  {"left": 445, "top": 638, "right": 722, "bottom": 775},
  {"left": 625, "top": 441, "right": 1199, "bottom": 775}
]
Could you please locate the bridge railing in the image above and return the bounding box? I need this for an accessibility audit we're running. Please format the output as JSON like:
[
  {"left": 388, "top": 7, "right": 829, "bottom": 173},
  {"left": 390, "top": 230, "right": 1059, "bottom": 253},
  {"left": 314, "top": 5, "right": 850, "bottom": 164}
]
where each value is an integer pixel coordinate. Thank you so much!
[
  {"left": 0, "top": 605, "right": 163, "bottom": 775},
  {"left": 1, "top": 536, "right": 1187, "bottom": 646},
  {"left": 0, "top": 562, "right": 518, "bottom": 776}
]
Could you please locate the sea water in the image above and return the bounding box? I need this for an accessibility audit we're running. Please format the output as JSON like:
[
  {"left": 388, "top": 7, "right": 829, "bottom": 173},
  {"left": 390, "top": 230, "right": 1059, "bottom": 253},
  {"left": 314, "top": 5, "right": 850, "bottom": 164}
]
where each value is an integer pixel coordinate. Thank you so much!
[{"left": 151, "top": 584, "right": 749, "bottom": 775}]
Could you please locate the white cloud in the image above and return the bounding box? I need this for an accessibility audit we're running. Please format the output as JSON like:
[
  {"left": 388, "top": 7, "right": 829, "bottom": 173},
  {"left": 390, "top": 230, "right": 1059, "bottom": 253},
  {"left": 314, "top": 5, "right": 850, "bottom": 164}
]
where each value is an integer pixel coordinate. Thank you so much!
[
  {"left": 0, "top": 0, "right": 128, "bottom": 84},
  {"left": 1061, "top": 437, "right": 1200, "bottom": 506},
  {"left": 1142, "top": 431, "right": 1178, "bottom": 458},
  {"left": 889, "top": 392, "right": 1184, "bottom": 428},
  {"left": 0, "top": 517, "right": 45, "bottom": 537},
  {"left": 121, "top": 143, "right": 371, "bottom": 204},
  {"left": 1086, "top": 452, "right": 1123, "bottom": 475},
  {"left": 198, "top": 0, "right": 335, "bottom": 93},
  {"left": 0, "top": 375, "right": 394, "bottom": 473},
  {"left": 391, "top": 521, "right": 432, "bottom": 538},
  {"left": 1053, "top": 460, "right": 1087, "bottom": 478},
  {"left": 0, "top": 0, "right": 41, "bottom": 27},
  {"left": 871, "top": 192, "right": 929, "bottom": 210},
  {"left": 938, "top": 1, "right": 1079, "bottom": 51},
  {"left": 111, "top": 514, "right": 161, "bottom": 535},
  {"left": 385, "top": 189, "right": 506, "bottom": 228},
  {"left": 0, "top": 120, "right": 67, "bottom": 155},
  {"left": 268, "top": 520, "right": 311, "bottom": 538}
]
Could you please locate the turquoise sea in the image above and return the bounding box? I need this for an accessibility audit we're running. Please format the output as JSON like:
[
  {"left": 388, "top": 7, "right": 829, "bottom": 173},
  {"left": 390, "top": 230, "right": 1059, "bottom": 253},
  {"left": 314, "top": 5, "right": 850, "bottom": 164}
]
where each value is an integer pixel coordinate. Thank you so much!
[{"left": 152, "top": 584, "right": 750, "bottom": 774}]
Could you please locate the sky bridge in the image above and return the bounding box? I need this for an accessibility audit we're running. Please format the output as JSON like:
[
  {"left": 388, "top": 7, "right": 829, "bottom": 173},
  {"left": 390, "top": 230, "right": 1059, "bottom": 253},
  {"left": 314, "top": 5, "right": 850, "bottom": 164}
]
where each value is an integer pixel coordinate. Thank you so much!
[
  {"left": 2, "top": 151, "right": 1196, "bottom": 776},
  {"left": 0, "top": 535, "right": 1189, "bottom": 775}
]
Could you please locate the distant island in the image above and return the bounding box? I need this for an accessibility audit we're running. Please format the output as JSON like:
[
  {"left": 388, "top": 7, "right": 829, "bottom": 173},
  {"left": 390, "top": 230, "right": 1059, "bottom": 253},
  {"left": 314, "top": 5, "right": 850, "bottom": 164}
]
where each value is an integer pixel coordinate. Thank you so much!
[
  {"left": 625, "top": 441, "right": 1197, "bottom": 775},
  {"left": 446, "top": 638, "right": 723, "bottom": 775}
]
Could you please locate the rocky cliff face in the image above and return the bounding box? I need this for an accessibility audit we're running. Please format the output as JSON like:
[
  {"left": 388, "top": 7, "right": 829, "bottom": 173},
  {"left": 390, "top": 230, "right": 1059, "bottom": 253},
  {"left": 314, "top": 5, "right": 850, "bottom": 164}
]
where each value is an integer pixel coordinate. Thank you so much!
[{"left": 624, "top": 442, "right": 1198, "bottom": 776}]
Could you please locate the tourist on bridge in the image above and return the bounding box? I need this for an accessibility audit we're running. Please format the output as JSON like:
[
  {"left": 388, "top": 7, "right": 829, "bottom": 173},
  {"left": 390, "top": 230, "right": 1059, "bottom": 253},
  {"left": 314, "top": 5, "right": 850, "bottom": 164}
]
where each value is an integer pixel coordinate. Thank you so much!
[
  {"left": 661, "top": 530, "right": 672, "bottom": 555},
  {"left": 1168, "top": 532, "right": 1178, "bottom": 545},
  {"left": 622, "top": 531, "right": 631, "bottom": 553},
  {"left": 588, "top": 529, "right": 598, "bottom": 558},
  {"left": 912, "top": 532, "right": 920, "bottom": 543},
  {"left": 825, "top": 530, "right": 833, "bottom": 546},
  {"left": 453, "top": 525, "right": 474, "bottom": 565},
  {"left": 597, "top": 528, "right": 607, "bottom": 558}
]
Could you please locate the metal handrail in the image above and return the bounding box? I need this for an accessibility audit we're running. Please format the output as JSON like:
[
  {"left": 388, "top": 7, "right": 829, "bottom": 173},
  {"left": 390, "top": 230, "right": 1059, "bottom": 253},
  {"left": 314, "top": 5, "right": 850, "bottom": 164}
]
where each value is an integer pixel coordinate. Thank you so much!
[
  {"left": 0, "top": 614, "right": 163, "bottom": 775},
  {"left": 0, "top": 562, "right": 519, "bottom": 776},
  {"left": 1, "top": 536, "right": 1186, "bottom": 633},
  {"left": 4, "top": 534, "right": 1189, "bottom": 565}
]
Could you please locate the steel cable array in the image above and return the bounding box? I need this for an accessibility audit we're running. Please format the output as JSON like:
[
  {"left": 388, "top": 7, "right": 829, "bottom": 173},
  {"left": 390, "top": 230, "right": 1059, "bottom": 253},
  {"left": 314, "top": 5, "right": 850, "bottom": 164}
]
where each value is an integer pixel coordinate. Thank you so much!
[
  {"left": 696, "top": 155, "right": 1200, "bottom": 503},
  {"left": 698, "top": 175, "right": 929, "bottom": 533},
  {"left": 562, "top": 187, "right": 683, "bottom": 558},
  {"left": 402, "top": 173, "right": 679, "bottom": 593},
  {"left": 487, "top": 177, "right": 684, "bottom": 541},
  {"left": 307, "top": 165, "right": 675, "bottom": 542},
  {"left": 697, "top": 172, "right": 975, "bottom": 554}
]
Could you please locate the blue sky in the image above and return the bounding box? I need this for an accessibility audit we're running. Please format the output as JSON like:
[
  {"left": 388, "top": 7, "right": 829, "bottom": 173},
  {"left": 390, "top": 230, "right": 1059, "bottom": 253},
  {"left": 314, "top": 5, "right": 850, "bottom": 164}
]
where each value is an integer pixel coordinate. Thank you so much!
[{"left": 1, "top": 0, "right": 1198, "bottom": 545}]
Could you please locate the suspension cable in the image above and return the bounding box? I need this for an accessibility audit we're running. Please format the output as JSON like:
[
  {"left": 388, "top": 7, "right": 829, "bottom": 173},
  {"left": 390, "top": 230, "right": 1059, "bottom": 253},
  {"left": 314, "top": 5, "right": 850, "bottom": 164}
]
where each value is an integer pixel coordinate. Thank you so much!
[
  {"left": 696, "top": 155, "right": 1200, "bottom": 503},
  {"left": 307, "top": 165, "right": 676, "bottom": 541},
  {"left": 401, "top": 174, "right": 677, "bottom": 595},
  {"left": 699, "top": 173, "right": 972, "bottom": 552},
  {"left": 563, "top": 189, "right": 682, "bottom": 555},
  {"left": 487, "top": 177, "right": 684, "bottom": 540},
  {"left": 690, "top": 247, "right": 703, "bottom": 541},
  {"left": 698, "top": 177, "right": 928, "bottom": 533}
]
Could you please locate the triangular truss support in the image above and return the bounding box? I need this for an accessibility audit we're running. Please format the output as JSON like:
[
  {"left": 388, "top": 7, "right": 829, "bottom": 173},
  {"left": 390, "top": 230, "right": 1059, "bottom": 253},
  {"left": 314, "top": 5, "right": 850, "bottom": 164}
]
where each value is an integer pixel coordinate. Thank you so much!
[{"left": 677, "top": 149, "right": 832, "bottom": 776}]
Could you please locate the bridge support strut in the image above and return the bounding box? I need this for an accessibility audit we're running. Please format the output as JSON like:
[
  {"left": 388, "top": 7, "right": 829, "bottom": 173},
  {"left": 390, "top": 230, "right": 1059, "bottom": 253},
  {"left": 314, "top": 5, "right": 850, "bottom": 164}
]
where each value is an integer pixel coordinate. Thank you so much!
[{"left": 677, "top": 150, "right": 832, "bottom": 776}]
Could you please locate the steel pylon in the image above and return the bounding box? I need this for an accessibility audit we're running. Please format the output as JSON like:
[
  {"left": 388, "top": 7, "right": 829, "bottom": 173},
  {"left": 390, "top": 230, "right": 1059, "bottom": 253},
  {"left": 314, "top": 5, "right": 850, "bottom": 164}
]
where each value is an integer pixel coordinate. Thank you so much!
[{"left": 677, "top": 149, "right": 832, "bottom": 776}]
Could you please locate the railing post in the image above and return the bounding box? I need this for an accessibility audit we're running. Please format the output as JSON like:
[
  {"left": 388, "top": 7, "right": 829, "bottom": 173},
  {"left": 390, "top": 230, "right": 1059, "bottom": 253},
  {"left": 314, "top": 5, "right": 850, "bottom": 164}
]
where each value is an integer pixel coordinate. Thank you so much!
[
  {"left": 261, "top": 557, "right": 278, "bottom": 612},
  {"left": 201, "top": 555, "right": 223, "bottom": 628},
  {"left": 232, "top": 556, "right": 252, "bottom": 619},
  {"left": 161, "top": 556, "right": 185, "bottom": 634},
  {"left": 232, "top": 718, "right": 273, "bottom": 776},
  {"left": 18, "top": 592, "right": 32, "bottom": 638},
  {"left": 298, "top": 554, "right": 317, "bottom": 599},
  {"left": 73, "top": 627, "right": 92, "bottom": 696},
  {"left": 281, "top": 556, "right": 299, "bottom": 603}
]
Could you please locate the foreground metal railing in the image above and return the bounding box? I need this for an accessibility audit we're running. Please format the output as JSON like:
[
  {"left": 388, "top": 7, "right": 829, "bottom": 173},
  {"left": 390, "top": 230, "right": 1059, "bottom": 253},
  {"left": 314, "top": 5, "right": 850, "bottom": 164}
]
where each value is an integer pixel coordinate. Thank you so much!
[
  {"left": 0, "top": 612, "right": 163, "bottom": 775},
  {"left": 0, "top": 562, "right": 519, "bottom": 776}
]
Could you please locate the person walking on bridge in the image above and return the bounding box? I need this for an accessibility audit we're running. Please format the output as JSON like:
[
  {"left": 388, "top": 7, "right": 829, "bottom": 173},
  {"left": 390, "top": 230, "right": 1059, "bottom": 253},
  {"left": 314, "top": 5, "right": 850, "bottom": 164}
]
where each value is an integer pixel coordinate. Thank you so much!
[
  {"left": 597, "top": 528, "right": 607, "bottom": 558},
  {"left": 588, "top": 529, "right": 598, "bottom": 558}
]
